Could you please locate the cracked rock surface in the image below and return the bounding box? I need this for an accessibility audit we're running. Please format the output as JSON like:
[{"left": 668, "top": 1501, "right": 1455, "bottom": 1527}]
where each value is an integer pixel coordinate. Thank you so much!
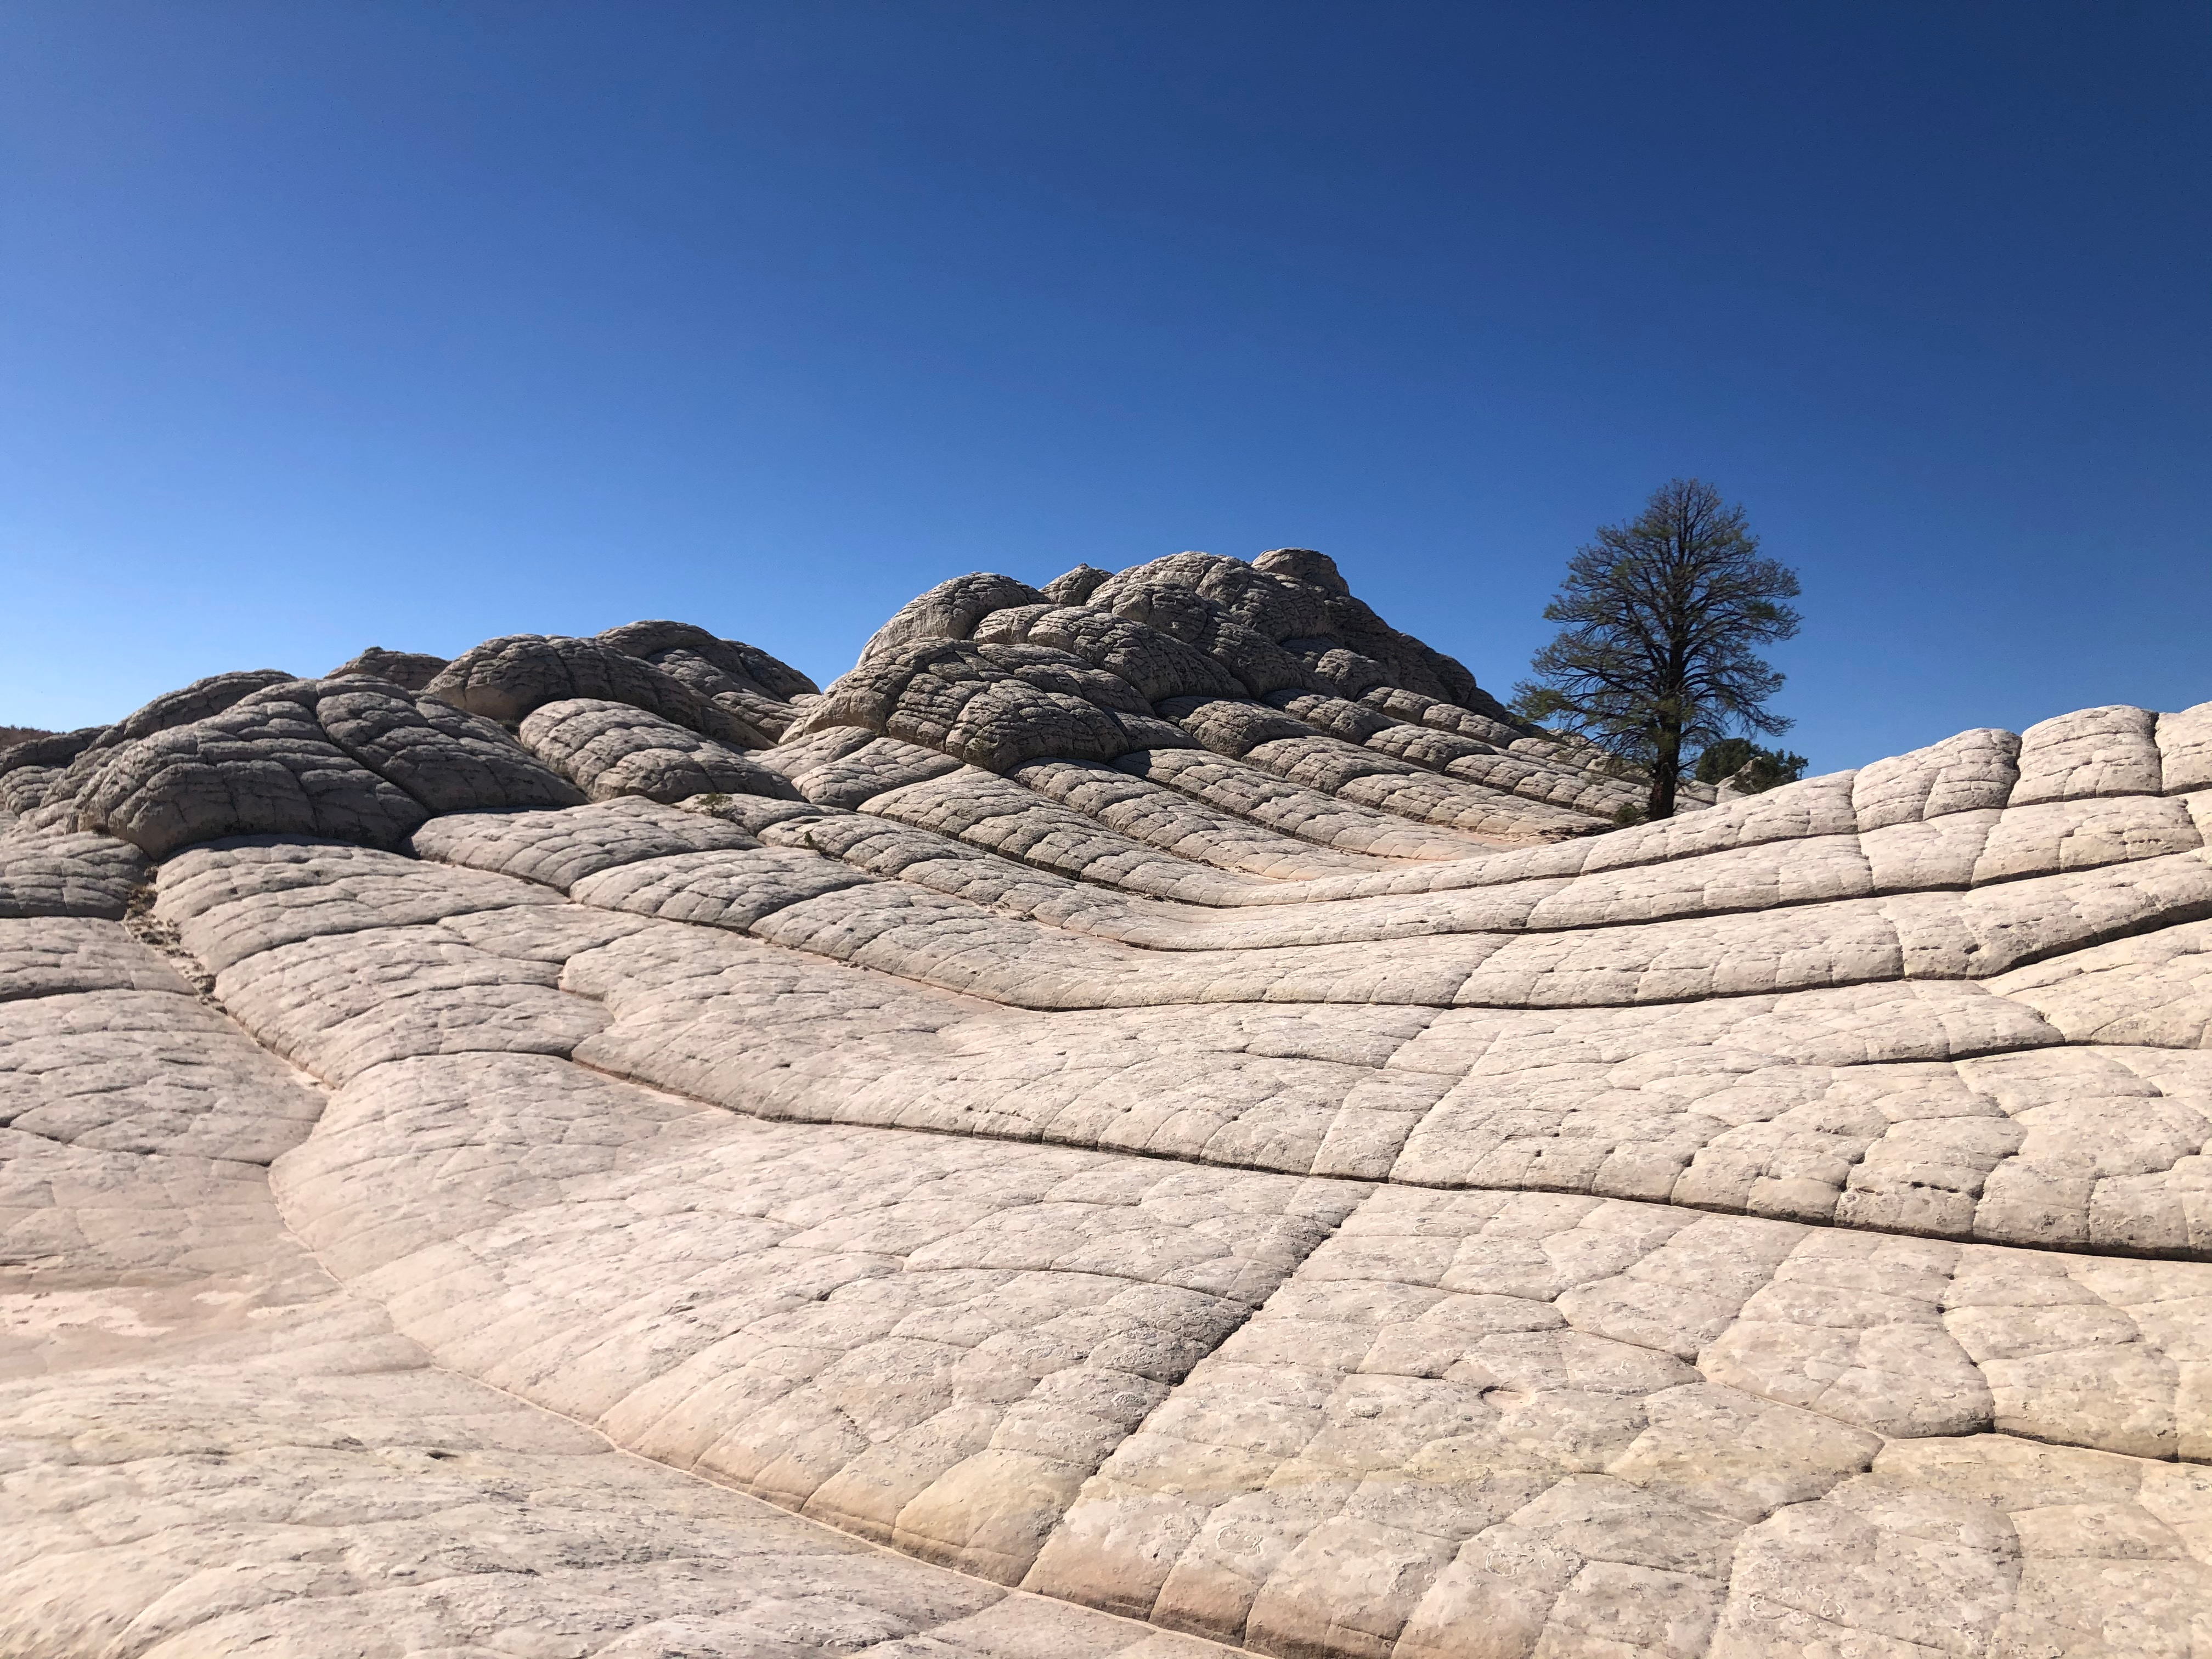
[{"left": 5, "top": 550, "right": 2212, "bottom": 1656}]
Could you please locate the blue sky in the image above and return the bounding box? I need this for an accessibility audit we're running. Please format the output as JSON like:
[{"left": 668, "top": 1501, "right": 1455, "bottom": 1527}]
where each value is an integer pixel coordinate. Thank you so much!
[{"left": 3, "top": 2, "right": 2206, "bottom": 769}]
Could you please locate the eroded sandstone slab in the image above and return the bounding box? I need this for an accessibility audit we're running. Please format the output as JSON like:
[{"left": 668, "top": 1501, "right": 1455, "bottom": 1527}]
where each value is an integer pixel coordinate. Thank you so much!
[{"left": 7, "top": 557, "right": 2212, "bottom": 1655}]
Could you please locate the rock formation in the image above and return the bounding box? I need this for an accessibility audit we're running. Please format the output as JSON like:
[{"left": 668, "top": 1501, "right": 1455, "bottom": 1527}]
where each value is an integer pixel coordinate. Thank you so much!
[{"left": 3, "top": 546, "right": 2210, "bottom": 1657}]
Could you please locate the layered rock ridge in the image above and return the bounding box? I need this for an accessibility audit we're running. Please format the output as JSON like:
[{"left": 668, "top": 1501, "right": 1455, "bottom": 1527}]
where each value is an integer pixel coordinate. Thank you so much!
[{"left": 5, "top": 550, "right": 2212, "bottom": 1658}]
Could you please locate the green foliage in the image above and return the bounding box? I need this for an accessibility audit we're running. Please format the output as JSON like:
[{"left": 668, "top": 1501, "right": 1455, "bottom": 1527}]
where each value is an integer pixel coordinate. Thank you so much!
[
  {"left": 1693, "top": 738, "right": 1809, "bottom": 793},
  {"left": 1511, "top": 478, "right": 1801, "bottom": 820}
]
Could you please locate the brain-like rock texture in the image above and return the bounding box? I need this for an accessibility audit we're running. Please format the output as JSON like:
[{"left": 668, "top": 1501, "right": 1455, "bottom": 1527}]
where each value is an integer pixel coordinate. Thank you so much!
[
  {"left": 5, "top": 554, "right": 2211, "bottom": 1658},
  {"left": 326, "top": 645, "right": 450, "bottom": 690}
]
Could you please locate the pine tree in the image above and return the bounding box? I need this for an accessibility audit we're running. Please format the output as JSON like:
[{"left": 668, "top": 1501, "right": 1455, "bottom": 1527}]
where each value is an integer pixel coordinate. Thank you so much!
[
  {"left": 1513, "top": 479, "right": 1801, "bottom": 820},
  {"left": 1693, "top": 737, "right": 1809, "bottom": 794}
]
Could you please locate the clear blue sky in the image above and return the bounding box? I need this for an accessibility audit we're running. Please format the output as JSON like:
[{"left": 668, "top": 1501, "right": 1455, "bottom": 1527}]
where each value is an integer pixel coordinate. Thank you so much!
[{"left": 4, "top": 2, "right": 2207, "bottom": 769}]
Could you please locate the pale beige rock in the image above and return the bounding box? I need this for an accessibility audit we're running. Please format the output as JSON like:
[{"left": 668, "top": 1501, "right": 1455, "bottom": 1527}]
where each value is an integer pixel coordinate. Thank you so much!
[
  {"left": 1851, "top": 727, "right": 2021, "bottom": 830},
  {"left": 10, "top": 557, "right": 2212, "bottom": 1657},
  {"left": 760, "top": 729, "right": 969, "bottom": 808},
  {"left": 411, "top": 793, "right": 762, "bottom": 889},
  {"left": 0, "top": 987, "right": 323, "bottom": 1162},
  {"left": 1114, "top": 748, "right": 1500, "bottom": 857},
  {"left": 273, "top": 1052, "right": 1367, "bottom": 1585},
  {"left": 1860, "top": 805, "right": 1997, "bottom": 890},
  {"left": 2161, "top": 701, "right": 2212, "bottom": 794},
  {"left": 0, "top": 916, "right": 188, "bottom": 1002},
  {"left": 0, "top": 830, "right": 150, "bottom": 921},
  {"left": 1, "top": 1084, "right": 1224, "bottom": 1659},
  {"left": 2012, "top": 704, "right": 2164, "bottom": 805},
  {"left": 1989, "top": 916, "right": 2212, "bottom": 1047},
  {"left": 211, "top": 922, "right": 616, "bottom": 1080},
  {"left": 1973, "top": 793, "right": 2203, "bottom": 883},
  {"left": 518, "top": 696, "right": 799, "bottom": 803},
  {"left": 156, "top": 837, "right": 563, "bottom": 970},
  {"left": 1028, "top": 1180, "right": 2212, "bottom": 1655}
]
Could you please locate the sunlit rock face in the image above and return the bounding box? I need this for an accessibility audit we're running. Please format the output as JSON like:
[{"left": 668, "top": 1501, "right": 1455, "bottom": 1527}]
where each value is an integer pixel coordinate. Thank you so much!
[{"left": 5, "top": 549, "right": 2212, "bottom": 1658}]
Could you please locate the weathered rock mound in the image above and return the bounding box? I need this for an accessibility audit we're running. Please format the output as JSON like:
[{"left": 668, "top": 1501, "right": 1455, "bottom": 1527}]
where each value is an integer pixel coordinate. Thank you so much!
[{"left": 6, "top": 551, "right": 2212, "bottom": 1659}]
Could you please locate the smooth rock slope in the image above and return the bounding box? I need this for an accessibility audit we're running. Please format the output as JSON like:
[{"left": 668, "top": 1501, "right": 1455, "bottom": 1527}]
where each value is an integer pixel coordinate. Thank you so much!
[{"left": 4, "top": 548, "right": 2210, "bottom": 1658}]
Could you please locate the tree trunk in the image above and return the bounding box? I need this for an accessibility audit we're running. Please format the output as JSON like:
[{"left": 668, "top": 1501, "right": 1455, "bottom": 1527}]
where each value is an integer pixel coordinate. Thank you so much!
[{"left": 1647, "top": 721, "right": 1681, "bottom": 820}]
